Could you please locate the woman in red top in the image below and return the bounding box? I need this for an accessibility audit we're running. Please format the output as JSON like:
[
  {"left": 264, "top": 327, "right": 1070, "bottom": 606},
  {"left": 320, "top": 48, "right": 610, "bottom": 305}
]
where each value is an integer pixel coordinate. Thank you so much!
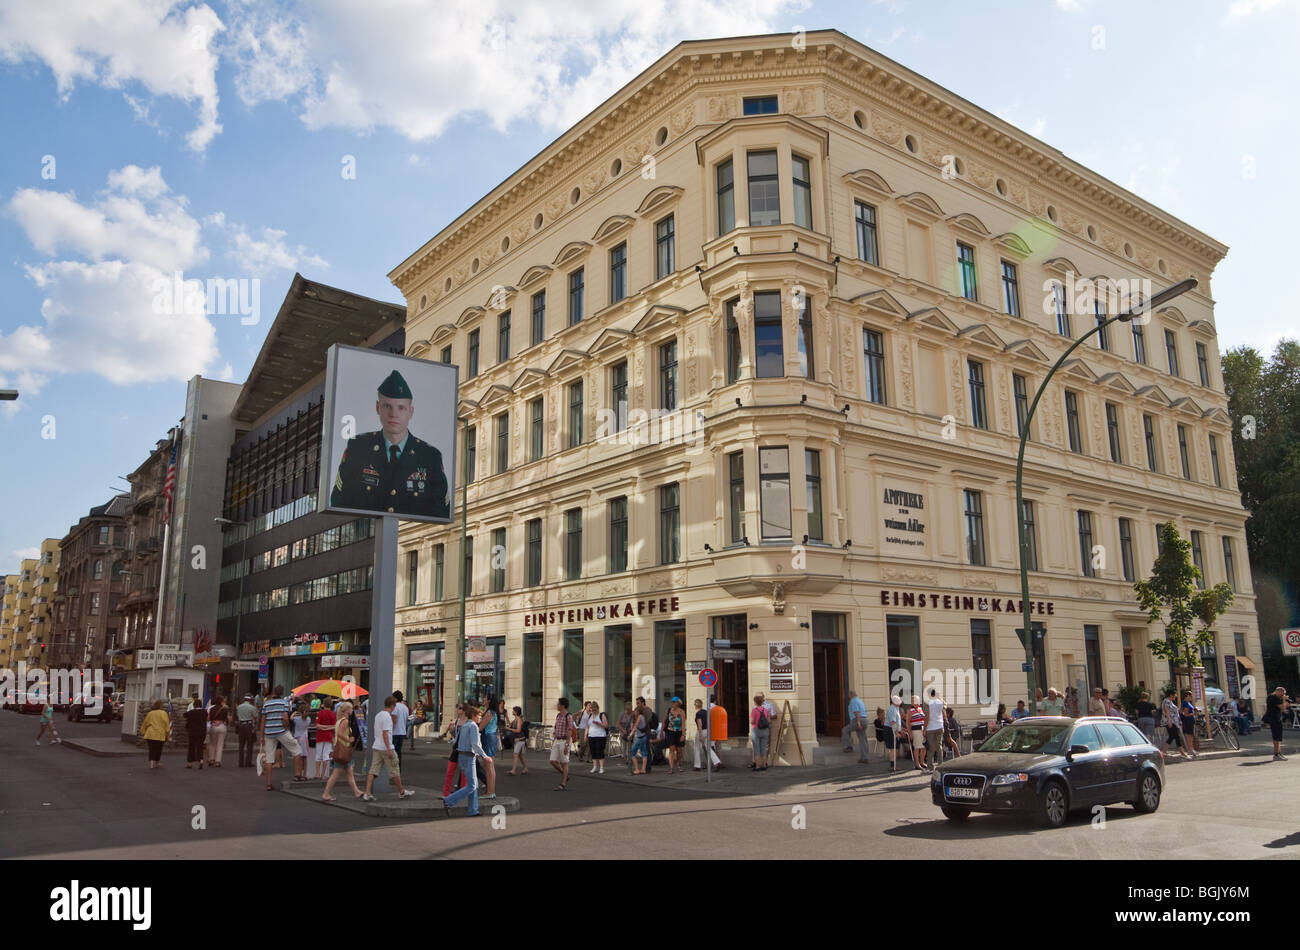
[
  {"left": 313, "top": 698, "right": 337, "bottom": 780},
  {"left": 907, "top": 696, "right": 926, "bottom": 770}
]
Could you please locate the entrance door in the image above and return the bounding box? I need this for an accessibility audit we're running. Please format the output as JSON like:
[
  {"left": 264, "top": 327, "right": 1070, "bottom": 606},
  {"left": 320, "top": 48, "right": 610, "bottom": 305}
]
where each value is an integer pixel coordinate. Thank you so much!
[
  {"left": 711, "top": 614, "right": 748, "bottom": 729},
  {"left": 813, "top": 643, "right": 845, "bottom": 736}
]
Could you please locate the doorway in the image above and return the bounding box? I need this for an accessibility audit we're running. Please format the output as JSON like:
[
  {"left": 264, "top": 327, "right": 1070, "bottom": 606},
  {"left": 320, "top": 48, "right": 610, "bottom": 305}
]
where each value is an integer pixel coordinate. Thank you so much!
[
  {"left": 711, "top": 614, "right": 748, "bottom": 727},
  {"left": 812, "top": 612, "right": 848, "bottom": 736}
]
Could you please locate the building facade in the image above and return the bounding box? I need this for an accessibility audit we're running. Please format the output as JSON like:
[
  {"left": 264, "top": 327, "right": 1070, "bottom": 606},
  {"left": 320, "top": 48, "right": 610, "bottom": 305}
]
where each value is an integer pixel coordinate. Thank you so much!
[
  {"left": 389, "top": 31, "right": 1256, "bottom": 749},
  {"left": 52, "top": 501, "right": 128, "bottom": 671}
]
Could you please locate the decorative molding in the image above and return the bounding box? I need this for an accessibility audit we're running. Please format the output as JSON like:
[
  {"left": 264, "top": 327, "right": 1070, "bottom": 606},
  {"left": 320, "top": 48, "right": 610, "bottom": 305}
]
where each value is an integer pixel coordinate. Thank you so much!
[{"left": 881, "top": 566, "right": 938, "bottom": 584}]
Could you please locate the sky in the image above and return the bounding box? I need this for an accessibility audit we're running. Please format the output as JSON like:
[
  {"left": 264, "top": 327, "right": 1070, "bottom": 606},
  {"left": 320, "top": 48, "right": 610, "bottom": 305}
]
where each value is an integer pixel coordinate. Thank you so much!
[{"left": 1, "top": 0, "right": 1296, "bottom": 566}]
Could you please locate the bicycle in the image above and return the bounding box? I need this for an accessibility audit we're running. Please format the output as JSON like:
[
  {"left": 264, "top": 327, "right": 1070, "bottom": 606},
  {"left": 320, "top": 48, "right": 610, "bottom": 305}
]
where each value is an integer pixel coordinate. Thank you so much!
[{"left": 1194, "top": 712, "right": 1240, "bottom": 751}]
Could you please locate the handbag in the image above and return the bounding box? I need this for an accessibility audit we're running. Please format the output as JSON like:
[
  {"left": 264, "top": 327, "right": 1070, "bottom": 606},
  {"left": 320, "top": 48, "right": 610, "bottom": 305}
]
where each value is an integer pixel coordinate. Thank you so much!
[{"left": 333, "top": 741, "right": 353, "bottom": 764}]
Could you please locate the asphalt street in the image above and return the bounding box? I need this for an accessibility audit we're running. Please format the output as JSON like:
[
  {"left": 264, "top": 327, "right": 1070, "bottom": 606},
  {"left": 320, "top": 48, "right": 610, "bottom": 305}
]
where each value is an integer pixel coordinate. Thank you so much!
[{"left": 4, "top": 709, "right": 1298, "bottom": 860}]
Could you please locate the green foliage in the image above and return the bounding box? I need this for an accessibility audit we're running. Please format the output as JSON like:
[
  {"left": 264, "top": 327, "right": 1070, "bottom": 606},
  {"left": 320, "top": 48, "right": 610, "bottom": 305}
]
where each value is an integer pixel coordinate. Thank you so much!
[
  {"left": 1136, "top": 522, "right": 1234, "bottom": 674},
  {"left": 1114, "top": 684, "right": 1144, "bottom": 715}
]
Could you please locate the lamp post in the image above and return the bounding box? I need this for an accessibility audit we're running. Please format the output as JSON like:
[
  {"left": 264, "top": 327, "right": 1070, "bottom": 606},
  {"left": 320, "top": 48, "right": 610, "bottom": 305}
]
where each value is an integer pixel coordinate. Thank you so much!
[
  {"left": 1016, "top": 278, "right": 1197, "bottom": 713},
  {"left": 456, "top": 416, "right": 469, "bottom": 706},
  {"left": 213, "top": 517, "right": 249, "bottom": 693}
]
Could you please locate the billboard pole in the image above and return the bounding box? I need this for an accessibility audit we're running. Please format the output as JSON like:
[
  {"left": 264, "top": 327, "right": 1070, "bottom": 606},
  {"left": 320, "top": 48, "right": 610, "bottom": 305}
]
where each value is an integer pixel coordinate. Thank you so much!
[
  {"left": 457, "top": 416, "right": 468, "bottom": 706},
  {"left": 366, "top": 514, "right": 399, "bottom": 793}
]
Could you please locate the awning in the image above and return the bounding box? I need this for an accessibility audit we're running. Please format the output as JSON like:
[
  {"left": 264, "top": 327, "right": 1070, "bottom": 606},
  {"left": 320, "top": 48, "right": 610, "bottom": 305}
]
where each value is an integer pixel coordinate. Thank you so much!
[{"left": 1234, "top": 656, "right": 1254, "bottom": 670}]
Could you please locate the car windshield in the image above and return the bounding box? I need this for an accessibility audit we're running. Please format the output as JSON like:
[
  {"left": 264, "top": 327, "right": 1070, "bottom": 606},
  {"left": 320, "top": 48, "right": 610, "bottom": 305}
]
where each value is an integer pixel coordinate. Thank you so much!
[{"left": 977, "top": 724, "right": 1069, "bottom": 755}]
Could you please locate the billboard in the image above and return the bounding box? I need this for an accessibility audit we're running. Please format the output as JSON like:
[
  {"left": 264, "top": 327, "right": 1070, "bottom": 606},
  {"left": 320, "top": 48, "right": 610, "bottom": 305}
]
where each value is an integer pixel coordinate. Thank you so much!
[{"left": 319, "top": 344, "right": 458, "bottom": 523}]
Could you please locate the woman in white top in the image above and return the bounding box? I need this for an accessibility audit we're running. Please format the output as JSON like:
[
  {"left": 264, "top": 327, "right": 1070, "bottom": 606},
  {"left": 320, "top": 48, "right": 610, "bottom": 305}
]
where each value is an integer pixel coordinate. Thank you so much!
[
  {"left": 291, "top": 702, "right": 312, "bottom": 781},
  {"left": 585, "top": 701, "right": 610, "bottom": 774}
]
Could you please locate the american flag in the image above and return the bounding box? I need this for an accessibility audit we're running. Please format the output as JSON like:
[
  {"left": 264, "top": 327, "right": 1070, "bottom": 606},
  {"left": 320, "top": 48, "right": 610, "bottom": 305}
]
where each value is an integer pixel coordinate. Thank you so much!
[{"left": 162, "top": 440, "right": 177, "bottom": 521}]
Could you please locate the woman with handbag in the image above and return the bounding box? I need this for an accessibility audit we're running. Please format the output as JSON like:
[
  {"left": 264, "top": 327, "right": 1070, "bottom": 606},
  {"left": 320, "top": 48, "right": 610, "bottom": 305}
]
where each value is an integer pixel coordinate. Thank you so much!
[
  {"left": 586, "top": 701, "right": 609, "bottom": 774},
  {"left": 442, "top": 705, "right": 469, "bottom": 797},
  {"left": 140, "top": 699, "right": 172, "bottom": 770},
  {"left": 322, "top": 700, "right": 363, "bottom": 800},
  {"left": 507, "top": 706, "right": 530, "bottom": 775},
  {"left": 206, "top": 695, "right": 229, "bottom": 767}
]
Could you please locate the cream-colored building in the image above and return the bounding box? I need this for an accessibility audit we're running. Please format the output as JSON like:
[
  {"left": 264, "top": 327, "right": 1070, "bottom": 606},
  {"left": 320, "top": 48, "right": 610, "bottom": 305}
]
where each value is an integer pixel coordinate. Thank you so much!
[
  {"left": 0, "top": 573, "right": 20, "bottom": 669},
  {"left": 387, "top": 30, "right": 1256, "bottom": 756},
  {"left": 0, "top": 541, "right": 60, "bottom": 670}
]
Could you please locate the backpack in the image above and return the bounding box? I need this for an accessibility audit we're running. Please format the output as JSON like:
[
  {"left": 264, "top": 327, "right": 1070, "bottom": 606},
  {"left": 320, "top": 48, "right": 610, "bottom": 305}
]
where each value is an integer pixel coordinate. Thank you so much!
[
  {"left": 521, "top": 719, "right": 531, "bottom": 739},
  {"left": 646, "top": 710, "right": 660, "bottom": 734},
  {"left": 756, "top": 707, "right": 770, "bottom": 730}
]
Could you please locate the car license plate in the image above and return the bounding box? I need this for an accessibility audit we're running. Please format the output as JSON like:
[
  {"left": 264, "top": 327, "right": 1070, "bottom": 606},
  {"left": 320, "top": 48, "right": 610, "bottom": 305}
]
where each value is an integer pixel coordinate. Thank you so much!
[{"left": 945, "top": 787, "right": 979, "bottom": 800}]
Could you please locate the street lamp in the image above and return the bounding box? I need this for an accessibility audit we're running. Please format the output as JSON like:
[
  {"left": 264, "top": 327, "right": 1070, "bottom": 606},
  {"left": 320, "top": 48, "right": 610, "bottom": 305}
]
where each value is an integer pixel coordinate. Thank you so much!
[
  {"left": 1015, "top": 278, "right": 1197, "bottom": 714},
  {"left": 213, "top": 517, "right": 249, "bottom": 689}
]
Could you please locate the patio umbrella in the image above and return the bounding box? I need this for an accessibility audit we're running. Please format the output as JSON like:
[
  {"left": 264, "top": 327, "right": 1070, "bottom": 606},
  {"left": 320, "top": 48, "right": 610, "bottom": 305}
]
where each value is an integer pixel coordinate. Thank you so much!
[{"left": 291, "top": 679, "right": 368, "bottom": 700}]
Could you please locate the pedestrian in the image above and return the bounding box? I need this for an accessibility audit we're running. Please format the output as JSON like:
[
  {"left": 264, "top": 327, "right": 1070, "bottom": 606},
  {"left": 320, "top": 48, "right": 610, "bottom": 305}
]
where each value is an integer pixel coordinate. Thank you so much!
[
  {"left": 1161, "top": 690, "right": 1193, "bottom": 760},
  {"left": 35, "top": 697, "right": 61, "bottom": 745},
  {"left": 291, "top": 701, "right": 311, "bottom": 781},
  {"left": 1108, "top": 695, "right": 1128, "bottom": 719},
  {"left": 629, "top": 700, "right": 649, "bottom": 775},
  {"left": 1011, "top": 699, "right": 1029, "bottom": 720},
  {"left": 507, "top": 706, "right": 530, "bottom": 775},
  {"left": 363, "top": 695, "right": 416, "bottom": 801},
  {"left": 574, "top": 701, "right": 593, "bottom": 762},
  {"left": 442, "top": 705, "right": 488, "bottom": 817},
  {"left": 551, "top": 697, "right": 578, "bottom": 789},
  {"left": 1264, "top": 686, "right": 1290, "bottom": 761},
  {"left": 1039, "top": 687, "right": 1066, "bottom": 717},
  {"left": 692, "top": 698, "right": 722, "bottom": 771},
  {"left": 355, "top": 698, "right": 368, "bottom": 750},
  {"left": 1065, "top": 687, "right": 1079, "bottom": 718},
  {"left": 749, "top": 695, "right": 772, "bottom": 771},
  {"left": 658, "top": 697, "right": 684, "bottom": 773},
  {"left": 1135, "top": 691, "right": 1158, "bottom": 742},
  {"left": 391, "top": 690, "right": 410, "bottom": 767},
  {"left": 579, "top": 700, "right": 607, "bottom": 774},
  {"left": 923, "top": 688, "right": 945, "bottom": 772},
  {"left": 258, "top": 684, "right": 302, "bottom": 790},
  {"left": 1089, "top": 688, "right": 1107, "bottom": 717},
  {"left": 1239, "top": 695, "right": 1255, "bottom": 733},
  {"left": 140, "top": 699, "right": 171, "bottom": 769},
  {"left": 235, "top": 694, "right": 258, "bottom": 767},
  {"left": 184, "top": 696, "right": 207, "bottom": 770},
  {"left": 206, "top": 694, "right": 229, "bottom": 767},
  {"left": 1180, "top": 690, "right": 1200, "bottom": 755},
  {"left": 479, "top": 698, "right": 499, "bottom": 798},
  {"left": 907, "top": 695, "right": 926, "bottom": 769},
  {"left": 314, "top": 697, "right": 336, "bottom": 780},
  {"left": 884, "top": 695, "right": 903, "bottom": 772},
  {"left": 443, "top": 705, "right": 469, "bottom": 796},
  {"left": 841, "top": 690, "right": 870, "bottom": 763},
  {"left": 943, "top": 706, "right": 963, "bottom": 759},
  {"left": 992, "top": 703, "right": 1013, "bottom": 727},
  {"left": 322, "top": 700, "right": 363, "bottom": 801}
]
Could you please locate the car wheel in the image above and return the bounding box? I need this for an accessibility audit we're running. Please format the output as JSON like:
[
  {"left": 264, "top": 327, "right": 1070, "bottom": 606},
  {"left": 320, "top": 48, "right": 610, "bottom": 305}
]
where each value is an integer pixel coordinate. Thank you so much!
[
  {"left": 941, "top": 805, "right": 971, "bottom": 821},
  {"left": 1132, "top": 771, "right": 1161, "bottom": 813},
  {"left": 1039, "top": 780, "right": 1069, "bottom": 828}
]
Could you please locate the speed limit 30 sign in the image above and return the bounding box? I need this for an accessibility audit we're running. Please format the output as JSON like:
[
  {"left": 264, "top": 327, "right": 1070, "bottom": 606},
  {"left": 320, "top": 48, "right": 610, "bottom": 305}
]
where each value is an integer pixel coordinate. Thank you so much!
[{"left": 1281, "top": 629, "right": 1300, "bottom": 656}]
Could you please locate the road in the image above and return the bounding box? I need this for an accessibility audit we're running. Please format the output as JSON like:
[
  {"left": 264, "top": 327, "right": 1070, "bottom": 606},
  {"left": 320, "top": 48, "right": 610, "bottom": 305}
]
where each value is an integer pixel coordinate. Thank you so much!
[{"left": 3, "top": 709, "right": 1297, "bottom": 860}]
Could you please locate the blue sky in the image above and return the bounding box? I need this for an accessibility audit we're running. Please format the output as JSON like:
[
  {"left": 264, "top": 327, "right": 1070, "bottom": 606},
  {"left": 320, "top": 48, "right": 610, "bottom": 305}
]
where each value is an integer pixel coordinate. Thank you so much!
[{"left": 1, "top": 0, "right": 1296, "bottom": 565}]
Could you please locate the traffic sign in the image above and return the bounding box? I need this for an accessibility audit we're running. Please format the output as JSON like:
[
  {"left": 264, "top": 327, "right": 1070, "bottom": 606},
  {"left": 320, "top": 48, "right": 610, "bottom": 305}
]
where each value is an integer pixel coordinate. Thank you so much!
[
  {"left": 1281, "top": 629, "right": 1300, "bottom": 656},
  {"left": 685, "top": 660, "right": 707, "bottom": 674},
  {"left": 699, "top": 668, "right": 717, "bottom": 688}
]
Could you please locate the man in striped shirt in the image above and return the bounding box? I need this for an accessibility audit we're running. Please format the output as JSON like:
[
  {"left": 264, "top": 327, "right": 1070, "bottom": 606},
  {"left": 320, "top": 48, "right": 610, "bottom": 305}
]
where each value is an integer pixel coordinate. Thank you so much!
[{"left": 258, "top": 685, "right": 302, "bottom": 790}]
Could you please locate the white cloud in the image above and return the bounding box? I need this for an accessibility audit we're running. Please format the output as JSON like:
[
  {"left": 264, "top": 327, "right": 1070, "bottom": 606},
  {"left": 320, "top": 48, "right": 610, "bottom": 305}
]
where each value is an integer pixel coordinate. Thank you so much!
[
  {"left": 228, "top": 0, "right": 809, "bottom": 140},
  {"left": 0, "top": 0, "right": 225, "bottom": 150},
  {"left": 217, "top": 362, "right": 235, "bottom": 381},
  {"left": 207, "top": 216, "right": 329, "bottom": 275},
  {"left": 1055, "top": 0, "right": 1085, "bottom": 10},
  {"left": 1228, "top": 0, "right": 1284, "bottom": 16},
  {"left": 13, "top": 548, "right": 40, "bottom": 561}
]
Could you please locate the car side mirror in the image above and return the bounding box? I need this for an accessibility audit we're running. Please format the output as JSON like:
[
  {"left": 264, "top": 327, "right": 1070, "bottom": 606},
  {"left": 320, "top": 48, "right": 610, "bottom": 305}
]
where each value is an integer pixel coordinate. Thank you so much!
[{"left": 1067, "top": 744, "right": 1089, "bottom": 758}]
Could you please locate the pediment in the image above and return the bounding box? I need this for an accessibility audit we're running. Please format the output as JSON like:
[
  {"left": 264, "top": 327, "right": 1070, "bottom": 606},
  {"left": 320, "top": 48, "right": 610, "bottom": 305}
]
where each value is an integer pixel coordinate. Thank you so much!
[
  {"left": 546, "top": 348, "right": 588, "bottom": 375},
  {"left": 592, "top": 215, "right": 636, "bottom": 244},
  {"left": 896, "top": 191, "right": 944, "bottom": 220},
  {"left": 517, "top": 264, "right": 553, "bottom": 290},
  {"left": 553, "top": 241, "right": 592, "bottom": 267},
  {"left": 1004, "top": 338, "right": 1050, "bottom": 363},
  {"left": 842, "top": 168, "right": 893, "bottom": 197},
  {"left": 1170, "top": 396, "right": 1206, "bottom": 417},
  {"left": 956, "top": 322, "right": 1007, "bottom": 350},
  {"left": 993, "top": 232, "right": 1032, "bottom": 259},
  {"left": 482, "top": 286, "right": 517, "bottom": 309},
  {"left": 480, "top": 384, "right": 512, "bottom": 407},
  {"left": 511, "top": 367, "right": 549, "bottom": 393},
  {"left": 1158, "top": 305, "right": 1188, "bottom": 326},
  {"left": 457, "top": 306, "right": 485, "bottom": 327},
  {"left": 1097, "top": 371, "right": 1138, "bottom": 394},
  {"left": 1060, "top": 358, "right": 1098, "bottom": 382},
  {"left": 635, "top": 185, "right": 685, "bottom": 216},
  {"left": 1044, "top": 257, "right": 1080, "bottom": 278},
  {"left": 851, "top": 289, "right": 910, "bottom": 320},
  {"left": 1135, "top": 384, "right": 1173, "bottom": 407},
  {"left": 456, "top": 398, "right": 480, "bottom": 418},
  {"left": 588, "top": 327, "right": 635, "bottom": 355},
  {"left": 406, "top": 340, "right": 432, "bottom": 359},
  {"left": 633, "top": 303, "right": 687, "bottom": 335},
  {"left": 429, "top": 323, "right": 457, "bottom": 345},
  {"left": 905, "top": 306, "right": 960, "bottom": 335},
  {"left": 1202, "top": 407, "right": 1231, "bottom": 425},
  {"left": 1187, "top": 319, "right": 1217, "bottom": 339},
  {"left": 947, "top": 212, "right": 991, "bottom": 237}
]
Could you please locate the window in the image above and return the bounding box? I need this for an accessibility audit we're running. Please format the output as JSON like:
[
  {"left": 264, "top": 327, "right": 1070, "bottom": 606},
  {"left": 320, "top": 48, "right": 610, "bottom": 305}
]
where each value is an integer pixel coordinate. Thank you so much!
[
  {"left": 792, "top": 153, "right": 812, "bottom": 230},
  {"left": 726, "top": 299, "right": 741, "bottom": 384},
  {"left": 562, "top": 629, "right": 584, "bottom": 712},
  {"left": 525, "top": 519, "right": 540, "bottom": 587},
  {"left": 611, "top": 361, "right": 628, "bottom": 432},
  {"left": 1197, "top": 341, "right": 1210, "bottom": 387},
  {"left": 971, "top": 619, "right": 993, "bottom": 675},
  {"left": 1084, "top": 626, "right": 1103, "bottom": 695},
  {"left": 609, "top": 242, "right": 627, "bottom": 304},
  {"left": 742, "top": 95, "right": 778, "bottom": 115},
  {"left": 1065, "top": 390, "right": 1083, "bottom": 453},
  {"left": 1132, "top": 321, "right": 1147, "bottom": 364},
  {"left": 805, "top": 449, "right": 823, "bottom": 542},
  {"left": 1177, "top": 424, "right": 1192, "bottom": 480},
  {"left": 90, "top": 592, "right": 100, "bottom": 615},
  {"left": 796, "top": 293, "right": 814, "bottom": 380},
  {"left": 1054, "top": 282, "right": 1071, "bottom": 337},
  {"left": 1209, "top": 434, "right": 1222, "bottom": 488},
  {"left": 660, "top": 483, "right": 681, "bottom": 564},
  {"left": 568, "top": 380, "right": 583, "bottom": 448},
  {"left": 728, "top": 451, "right": 745, "bottom": 544},
  {"left": 433, "top": 543, "right": 445, "bottom": 600},
  {"left": 759, "top": 447, "right": 792, "bottom": 540},
  {"left": 855, "top": 201, "right": 879, "bottom": 265},
  {"left": 1106, "top": 402, "right": 1123, "bottom": 463},
  {"left": 1191, "top": 531, "right": 1206, "bottom": 589},
  {"left": 531, "top": 291, "right": 545, "bottom": 346},
  {"left": 463, "top": 535, "right": 474, "bottom": 596},
  {"left": 654, "top": 619, "right": 687, "bottom": 717},
  {"left": 98, "top": 526, "right": 110, "bottom": 545},
  {"left": 964, "top": 490, "right": 986, "bottom": 566},
  {"left": 491, "top": 527, "right": 506, "bottom": 592},
  {"left": 468, "top": 329, "right": 480, "bottom": 379},
  {"left": 92, "top": 560, "right": 103, "bottom": 580},
  {"left": 523, "top": 632, "right": 544, "bottom": 723},
  {"left": 1001, "top": 260, "right": 1020, "bottom": 317},
  {"left": 568, "top": 268, "right": 584, "bottom": 325},
  {"left": 717, "top": 159, "right": 735, "bottom": 235},
  {"left": 1119, "top": 518, "right": 1135, "bottom": 583},
  {"left": 747, "top": 150, "right": 780, "bottom": 226},
  {"left": 1021, "top": 499, "right": 1039, "bottom": 572},
  {"left": 1235, "top": 631, "right": 1247, "bottom": 658},
  {"left": 968, "top": 359, "right": 988, "bottom": 430},
  {"left": 495, "top": 412, "right": 509, "bottom": 474},
  {"left": 1078, "top": 511, "right": 1096, "bottom": 578},
  {"left": 609, "top": 497, "right": 628, "bottom": 573},
  {"left": 529, "top": 398, "right": 544, "bottom": 461},
  {"left": 497, "top": 310, "right": 510, "bottom": 363},
  {"left": 1143, "top": 414, "right": 1158, "bottom": 472},
  {"left": 754, "top": 291, "right": 784, "bottom": 378},
  {"left": 406, "top": 550, "right": 419, "bottom": 605},
  {"left": 565, "top": 509, "right": 582, "bottom": 580},
  {"left": 1222, "top": 536, "right": 1237, "bottom": 591},
  {"left": 1165, "top": 329, "right": 1180, "bottom": 376},
  {"left": 655, "top": 215, "right": 675, "bottom": 280},
  {"left": 957, "top": 242, "right": 977, "bottom": 301},
  {"left": 863, "top": 328, "right": 887, "bottom": 404},
  {"left": 1014, "top": 373, "right": 1030, "bottom": 439},
  {"left": 465, "top": 426, "right": 477, "bottom": 483},
  {"left": 659, "top": 340, "right": 678, "bottom": 411},
  {"left": 440, "top": 344, "right": 452, "bottom": 365}
]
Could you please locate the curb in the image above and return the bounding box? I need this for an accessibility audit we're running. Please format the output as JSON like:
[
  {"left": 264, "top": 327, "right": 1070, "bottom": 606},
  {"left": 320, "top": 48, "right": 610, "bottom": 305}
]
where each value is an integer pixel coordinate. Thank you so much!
[{"left": 58, "top": 738, "right": 144, "bottom": 757}]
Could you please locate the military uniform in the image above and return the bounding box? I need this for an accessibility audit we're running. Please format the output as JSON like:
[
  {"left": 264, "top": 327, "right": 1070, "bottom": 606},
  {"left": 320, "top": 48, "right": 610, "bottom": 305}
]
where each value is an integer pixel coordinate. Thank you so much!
[{"left": 329, "top": 370, "right": 450, "bottom": 519}]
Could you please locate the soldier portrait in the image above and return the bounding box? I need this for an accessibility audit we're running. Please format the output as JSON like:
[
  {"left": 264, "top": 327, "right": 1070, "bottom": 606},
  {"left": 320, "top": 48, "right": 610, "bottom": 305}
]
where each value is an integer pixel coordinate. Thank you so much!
[{"left": 329, "top": 368, "right": 450, "bottom": 519}]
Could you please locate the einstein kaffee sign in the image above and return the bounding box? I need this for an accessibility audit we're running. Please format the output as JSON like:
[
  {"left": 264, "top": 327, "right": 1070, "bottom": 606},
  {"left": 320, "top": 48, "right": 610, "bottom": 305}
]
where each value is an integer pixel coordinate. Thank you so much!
[{"left": 524, "top": 596, "right": 681, "bottom": 631}]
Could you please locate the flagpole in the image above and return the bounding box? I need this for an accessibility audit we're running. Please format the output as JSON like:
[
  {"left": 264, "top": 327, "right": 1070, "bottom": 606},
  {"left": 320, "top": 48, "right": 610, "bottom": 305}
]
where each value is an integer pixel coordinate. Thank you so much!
[{"left": 148, "top": 429, "right": 178, "bottom": 702}]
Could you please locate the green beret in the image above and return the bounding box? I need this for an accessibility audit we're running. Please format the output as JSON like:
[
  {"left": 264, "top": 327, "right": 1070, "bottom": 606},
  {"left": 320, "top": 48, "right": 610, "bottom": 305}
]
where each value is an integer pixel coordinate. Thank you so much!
[{"left": 377, "top": 369, "right": 413, "bottom": 400}]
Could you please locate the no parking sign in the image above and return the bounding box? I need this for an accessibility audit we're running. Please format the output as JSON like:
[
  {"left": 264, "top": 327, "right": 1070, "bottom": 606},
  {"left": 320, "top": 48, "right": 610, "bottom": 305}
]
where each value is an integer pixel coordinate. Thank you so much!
[{"left": 698, "top": 668, "right": 717, "bottom": 688}]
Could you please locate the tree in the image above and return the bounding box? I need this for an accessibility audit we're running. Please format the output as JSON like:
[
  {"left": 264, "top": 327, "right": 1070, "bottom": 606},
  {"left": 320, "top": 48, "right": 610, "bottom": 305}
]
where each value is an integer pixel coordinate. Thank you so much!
[{"left": 1136, "top": 522, "right": 1234, "bottom": 692}]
